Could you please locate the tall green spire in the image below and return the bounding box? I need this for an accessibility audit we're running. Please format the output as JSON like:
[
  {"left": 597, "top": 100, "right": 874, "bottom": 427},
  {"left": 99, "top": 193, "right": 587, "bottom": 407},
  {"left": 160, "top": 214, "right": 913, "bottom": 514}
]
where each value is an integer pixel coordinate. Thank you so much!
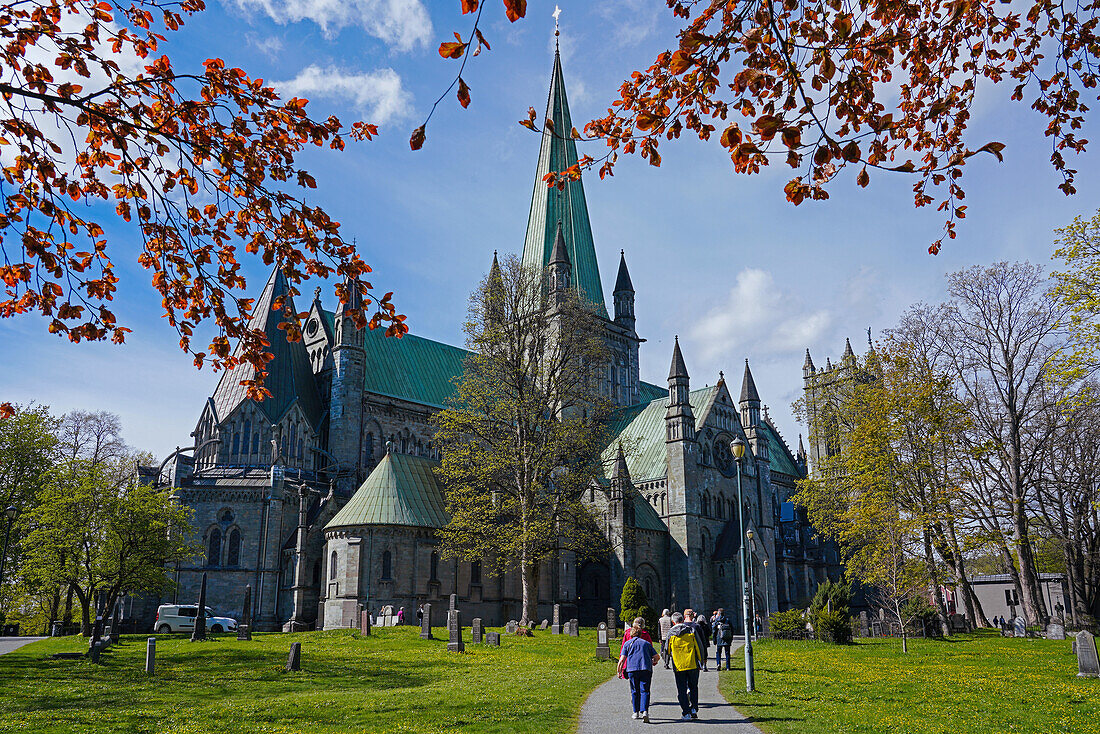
[{"left": 521, "top": 45, "right": 608, "bottom": 318}]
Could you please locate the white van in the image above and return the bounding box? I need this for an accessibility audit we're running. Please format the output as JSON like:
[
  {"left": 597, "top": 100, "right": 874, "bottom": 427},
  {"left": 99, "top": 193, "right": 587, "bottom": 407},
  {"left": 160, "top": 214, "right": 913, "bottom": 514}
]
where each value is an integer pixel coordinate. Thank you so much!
[{"left": 155, "top": 604, "right": 237, "bottom": 634}]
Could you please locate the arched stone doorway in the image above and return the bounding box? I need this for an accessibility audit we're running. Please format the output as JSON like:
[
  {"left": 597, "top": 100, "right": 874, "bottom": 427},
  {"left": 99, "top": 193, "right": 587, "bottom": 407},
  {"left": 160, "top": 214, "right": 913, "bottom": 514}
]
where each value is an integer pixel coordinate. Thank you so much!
[{"left": 577, "top": 561, "right": 610, "bottom": 626}]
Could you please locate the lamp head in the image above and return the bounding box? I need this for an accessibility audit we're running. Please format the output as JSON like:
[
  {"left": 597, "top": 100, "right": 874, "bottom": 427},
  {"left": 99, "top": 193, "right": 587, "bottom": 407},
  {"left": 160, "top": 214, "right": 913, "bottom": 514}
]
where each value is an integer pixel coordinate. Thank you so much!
[
  {"left": 4, "top": 505, "right": 15, "bottom": 520},
  {"left": 746, "top": 529, "right": 754, "bottom": 542},
  {"left": 764, "top": 558, "right": 768, "bottom": 568},
  {"left": 730, "top": 437, "right": 746, "bottom": 460}
]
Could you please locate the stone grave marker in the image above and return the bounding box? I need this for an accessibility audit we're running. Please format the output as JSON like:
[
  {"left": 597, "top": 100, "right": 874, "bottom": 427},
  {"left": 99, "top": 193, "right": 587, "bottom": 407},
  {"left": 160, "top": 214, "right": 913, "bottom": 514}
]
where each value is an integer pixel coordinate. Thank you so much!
[
  {"left": 471, "top": 617, "right": 483, "bottom": 644},
  {"left": 859, "top": 611, "right": 869, "bottom": 637},
  {"left": 1077, "top": 631, "right": 1100, "bottom": 678},
  {"left": 1045, "top": 623, "right": 1066, "bottom": 641},
  {"left": 596, "top": 622, "right": 610, "bottom": 660},
  {"left": 606, "top": 608, "right": 617, "bottom": 637},
  {"left": 552, "top": 604, "right": 561, "bottom": 635},
  {"left": 360, "top": 609, "right": 372, "bottom": 636},
  {"left": 237, "top": 584, "right": 253, "bottom": 641},
  {"left": 191, "top": 572, "right": 208, "bottom": 641},
  {"left": 89, "top": 640, "right": 104, "bottom": 664},
  {"left": 486, "top": 631, "right": 501, "bottom": 647},
  {"left": 506, "top": 620, "right": 518, "bottom": 635},
  {"left": 145, "top": 637, "right": 156, "bottom": 675},
  {"left": 447, "top": 610, "right": 465, "bottom": 653},
  {"left": 286, "top": 642, "right": 301, "bottom": 672},
  {"left": 420, "top": 603, "right": 433, "bottom": 640},
  {"left": 1013, "top": 616, "right": 1026, "bottom": 638},
  {"left": 569, "top": 619, "right": 580, "bottom": 637},
  {"left": 540, "top": 619, "right": 549, "bottom": 630},
  {"left": 450, "top": 593, "right": 457, "bottom": 611}
]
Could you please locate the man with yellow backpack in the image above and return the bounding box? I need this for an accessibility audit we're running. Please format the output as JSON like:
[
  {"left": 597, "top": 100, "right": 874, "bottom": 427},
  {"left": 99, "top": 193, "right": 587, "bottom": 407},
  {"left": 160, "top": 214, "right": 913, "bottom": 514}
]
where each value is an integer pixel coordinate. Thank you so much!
[{"left": 662, "top": 610, "right": 704, "bottom": 721}]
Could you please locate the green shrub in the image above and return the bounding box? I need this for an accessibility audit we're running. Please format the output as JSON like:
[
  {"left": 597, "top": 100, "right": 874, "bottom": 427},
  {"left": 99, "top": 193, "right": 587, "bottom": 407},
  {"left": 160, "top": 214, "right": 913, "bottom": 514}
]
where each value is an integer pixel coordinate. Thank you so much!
[
  {"left": 815, "top": 609, "right": 853, "bottom": 644},
  {"left": 769, "top": 608, "right": 807, "bottom": 639},
  {"left": 619, "top": 577, "right": 658, "bottom": 633}
]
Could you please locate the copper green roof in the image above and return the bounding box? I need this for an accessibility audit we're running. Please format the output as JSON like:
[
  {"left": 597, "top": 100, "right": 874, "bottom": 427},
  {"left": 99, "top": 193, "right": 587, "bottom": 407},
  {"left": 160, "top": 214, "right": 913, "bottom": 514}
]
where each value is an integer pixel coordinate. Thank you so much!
[
  {"left": 211, "top": 268, "right": 322, "bottom": 428},
  {"left": 322, "top": 310, "right": 470, "bottom": 409},
  {"left": 604, "top": 386, "right": 720, "bottom": 482},
  {"left": 631, "top": 492, "right": 668, "bottom": 532},
  {"left": 326, "top": 452, "right": 449, "bottom": 530},
  {"left": 637, "top": 381, "right": 666, "bottom": 403},
  {"left": 764, "top": 421, "right": 803, "bottom": 477},
  {"left": 521, "top": 47, "right": 608, "bottom": 319}
]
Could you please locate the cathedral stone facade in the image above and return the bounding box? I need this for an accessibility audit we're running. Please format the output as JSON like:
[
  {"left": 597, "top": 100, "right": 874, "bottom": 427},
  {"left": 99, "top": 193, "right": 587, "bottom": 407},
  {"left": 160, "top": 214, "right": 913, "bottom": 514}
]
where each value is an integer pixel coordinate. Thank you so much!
[{"left": 151, "top": 47, "right": 839, "bottom": 632}]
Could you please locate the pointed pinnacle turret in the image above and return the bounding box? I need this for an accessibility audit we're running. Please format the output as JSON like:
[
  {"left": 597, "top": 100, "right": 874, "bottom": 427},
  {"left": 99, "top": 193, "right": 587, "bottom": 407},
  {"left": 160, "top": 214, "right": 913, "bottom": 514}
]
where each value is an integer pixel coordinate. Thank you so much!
[
  {"left": 668, "top": 336, "right": 690, "bottom": 381},
  {"left": 614, "top": 250, "right": 634, "bottom": 293},
  {"left": 740, "top": 359, "right": 760, "bottom": 404},
  {"left": 613, "top": 442, "right": 630, "bottom": 482},
  {"left": 843, "top": 337, "right": 855, "bottom": 359},
  {"left": 803, "top": 349, "right": 815, "bottom": 370},
  {"left": 549, "top": 220, "right": 570, "bottom": 267}
]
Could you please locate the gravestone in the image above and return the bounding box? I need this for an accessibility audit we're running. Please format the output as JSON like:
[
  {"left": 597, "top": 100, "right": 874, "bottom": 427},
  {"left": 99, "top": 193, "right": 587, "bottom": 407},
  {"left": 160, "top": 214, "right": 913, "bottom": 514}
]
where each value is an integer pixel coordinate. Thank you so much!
[
  {"left": 596, "top": 622, "right": 610, "bottom": 660},
  {"left": 1013, "top": 616, "right": 1026, "bottom": 638},
  {"left": 191, "top": 572, "right": 208, "bottom": 641},
  {"left": 237, "top": 585, "right": 253, "bottom": 641},
  {"left": 450, "top": 593, "right": 458, "bottom": 611},
  {"left": 540, "top": 619, "right": 549, "bottom": 630},
  {"left": 569, "top": 619, "right": 580, "bottom": 637},
  {"left": 447, "top": 610, "right": 465, "bottom": 653},
  {"left": 552, "top": 604, "right": 561, "bottom": 635},
  {"left": 89, "top": 640, "right": 104, "bottom": 664},
  {"left": 420, "top": 603, "right": 433, "bottom": 640},
  {"left": 471, "top": 617, "right": 483, "bottom": 644},
  {"left": 1045, "top": 623, "right": 1066, "bottom": 641},
  {"left": 360, "top": 610, "right": 372, "bottom": 636},
  {"left": 109, "top": 602, "right": 121, "bottom": 644},
  {"left": 145, "top": 637, "right": 156, "bottom": 675},
  {"left": 486, "top": 631, "right": 501, "bottom": 647},
  {"left": 286, "top": 642, "right": 301, "bottom": 672},
  {"left": 607, "top": 608, "right": 617, "bottom": 638},
  {"left": 1077, "top": 631, "right": 1100, "bottom": 678},
  {"left": 859, "top": 611, "right": 870, "bottom": 637},
  {"left": 506, "top": 620, "right": 518, "bottom": 635}
]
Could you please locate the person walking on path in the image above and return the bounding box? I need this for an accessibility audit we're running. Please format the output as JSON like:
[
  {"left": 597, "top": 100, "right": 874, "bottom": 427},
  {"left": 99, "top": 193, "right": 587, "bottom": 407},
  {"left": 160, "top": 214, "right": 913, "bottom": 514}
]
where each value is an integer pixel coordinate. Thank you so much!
[
  {"left": 658, "top": 609, "right": 673, "bottom": 670},
  {"left": 619, "top": 617, "right": 660, "bottom": 723},
  {"left": 397, "top": 607, "right": 405, "bottom": 625},
  {"left": 684, "top": 609, "right": 710, "bottom": 673},
  {"left": 621, "top": 618, "right": 652, "bottom": 646},
  {"left": 713, "top": 608, "right": 733, "bottom": 670},
  {"left": 664, "top": 612, "right": 703, "bottom": 721}
]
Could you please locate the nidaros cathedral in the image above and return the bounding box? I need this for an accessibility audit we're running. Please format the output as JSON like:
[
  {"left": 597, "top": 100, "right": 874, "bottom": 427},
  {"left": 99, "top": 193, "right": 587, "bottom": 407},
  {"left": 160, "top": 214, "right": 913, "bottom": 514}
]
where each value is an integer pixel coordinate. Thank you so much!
[{"left": 147, "top": 44, "right": 842, "bottom": 632}]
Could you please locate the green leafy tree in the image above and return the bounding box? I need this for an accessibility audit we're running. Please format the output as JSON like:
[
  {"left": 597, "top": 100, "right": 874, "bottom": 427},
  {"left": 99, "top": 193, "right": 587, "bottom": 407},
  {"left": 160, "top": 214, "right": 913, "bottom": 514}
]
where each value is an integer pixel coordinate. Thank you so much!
[
  {"left": 434, "top": 255, "right": 613, "bottom": 626},
  {"left": 0, "top": 404, "right": 57, "bottom": 614},
  {"left": 20, "top": 462, "right": 195, "bottom": 635}
]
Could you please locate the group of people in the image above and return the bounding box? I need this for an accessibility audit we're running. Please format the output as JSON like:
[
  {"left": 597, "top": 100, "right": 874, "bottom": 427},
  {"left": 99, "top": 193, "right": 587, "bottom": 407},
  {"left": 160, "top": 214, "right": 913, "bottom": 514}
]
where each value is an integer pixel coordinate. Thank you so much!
[{"left": 617, "top": 607, "right": 738, "bottom": 723}]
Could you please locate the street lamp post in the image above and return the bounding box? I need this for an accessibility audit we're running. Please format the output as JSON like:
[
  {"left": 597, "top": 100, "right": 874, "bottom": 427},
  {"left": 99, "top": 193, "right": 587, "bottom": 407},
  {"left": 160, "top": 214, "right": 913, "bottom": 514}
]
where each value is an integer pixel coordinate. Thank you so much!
[
  {"left": 731, "top": 438, "right": 755, "bottom": 693},
  {"left": 0, "top": 506, "right": 16, "bottom": 615},
  {"left": 747, "top": 530, "right": 757, "bottom": 639}
]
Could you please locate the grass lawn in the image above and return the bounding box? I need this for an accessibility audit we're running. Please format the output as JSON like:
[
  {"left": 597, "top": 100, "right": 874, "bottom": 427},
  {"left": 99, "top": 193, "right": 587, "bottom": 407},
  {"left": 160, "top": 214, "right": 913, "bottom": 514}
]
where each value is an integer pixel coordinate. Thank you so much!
[
  {"left": 719, "top": 630, "right": 1100, "bottom": 734},
  {"left": 0, "top": 626, "right": 616, "bottom": 734}
]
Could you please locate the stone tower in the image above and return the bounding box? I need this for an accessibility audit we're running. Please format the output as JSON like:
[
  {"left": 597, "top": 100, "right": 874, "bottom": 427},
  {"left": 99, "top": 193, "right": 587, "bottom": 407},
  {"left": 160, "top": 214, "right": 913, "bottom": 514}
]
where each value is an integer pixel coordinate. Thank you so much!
[
  {"left": 665, "top": 337, "right": 700, "bottom": 609},
  {"left": 329, "top": 277, "right": 365, "bottom": 494}
]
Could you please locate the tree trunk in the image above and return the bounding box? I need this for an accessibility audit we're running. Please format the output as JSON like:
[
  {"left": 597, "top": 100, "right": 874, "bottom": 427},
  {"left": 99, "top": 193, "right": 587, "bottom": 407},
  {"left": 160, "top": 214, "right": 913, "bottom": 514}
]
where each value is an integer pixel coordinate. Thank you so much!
[
  {"left": 922, "top": 528, "right": 950, "bottom": 636},
  {"left": 519, "top": 552, "right": 539, "bottom": 627},
  {"left": 72, "top": 585, "right": 91, "bottom": 637},
  {"left": 1013, "top": 511, "right": 1050, "bottom": 626}
]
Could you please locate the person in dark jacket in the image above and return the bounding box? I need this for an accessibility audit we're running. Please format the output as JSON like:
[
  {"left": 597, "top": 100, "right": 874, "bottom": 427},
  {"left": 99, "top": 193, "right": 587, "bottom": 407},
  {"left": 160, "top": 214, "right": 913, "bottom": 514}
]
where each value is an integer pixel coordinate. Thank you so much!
[
  {"left": 712, "top": 608, "right": 733, "bottom": 670},
  {"left": 684, "top": 609, "right": 709, "bottom": 672}
]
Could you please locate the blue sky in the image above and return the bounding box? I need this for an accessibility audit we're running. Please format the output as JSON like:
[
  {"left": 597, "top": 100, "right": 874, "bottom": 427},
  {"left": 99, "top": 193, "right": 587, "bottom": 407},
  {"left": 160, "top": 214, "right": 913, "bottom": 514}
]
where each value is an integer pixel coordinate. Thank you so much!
[{"left": 2, "top": 0, "right": 1099, "bottom": 460}]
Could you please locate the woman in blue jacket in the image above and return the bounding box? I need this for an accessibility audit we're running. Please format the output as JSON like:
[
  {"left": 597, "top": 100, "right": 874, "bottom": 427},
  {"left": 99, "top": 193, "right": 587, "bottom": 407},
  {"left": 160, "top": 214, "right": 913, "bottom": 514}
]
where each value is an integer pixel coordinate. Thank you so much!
[{"left": 619, "top": 617, "right": 661, "bottom": 723}]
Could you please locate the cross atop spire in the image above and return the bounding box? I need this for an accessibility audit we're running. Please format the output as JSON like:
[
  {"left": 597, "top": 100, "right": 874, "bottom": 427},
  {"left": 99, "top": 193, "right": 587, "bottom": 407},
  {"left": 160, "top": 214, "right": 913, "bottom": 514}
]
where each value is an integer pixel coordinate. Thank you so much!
[{"left": 553, "top": 5, "right": 561, "bottom": 37}]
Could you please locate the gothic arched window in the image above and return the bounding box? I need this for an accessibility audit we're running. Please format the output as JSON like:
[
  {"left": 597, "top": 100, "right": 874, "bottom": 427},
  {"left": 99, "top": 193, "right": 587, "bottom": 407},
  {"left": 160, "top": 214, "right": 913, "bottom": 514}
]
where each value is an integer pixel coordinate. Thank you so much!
[
  {"left": 206, "top": 527, "right": 222, "bottom": 567},
  {"left": 330, "top": 550, "right": 338, "bottom": 579},
  {"left": 227, "top": 528, "right": 241, "bottom": 566},
  {"left": 297, "top": 438, "right": 304, "bottom": 460},
  {"left": 381, "top": 551, "right": 393, "bottom": 580},
  {"left": 242, "top": 420, "right": 251, "bottom": 455},
  {"left": 471, "top": 560, "right": 481, "bottom": 585},
  {"left": 252, "top": 431, "right": 260, "bottom": 455},
  {"left": 364, "top": 432, "right": 374, "bottom": 463},
  {"left": 430, "top": 551, "right": 440, "bottom": 581}
]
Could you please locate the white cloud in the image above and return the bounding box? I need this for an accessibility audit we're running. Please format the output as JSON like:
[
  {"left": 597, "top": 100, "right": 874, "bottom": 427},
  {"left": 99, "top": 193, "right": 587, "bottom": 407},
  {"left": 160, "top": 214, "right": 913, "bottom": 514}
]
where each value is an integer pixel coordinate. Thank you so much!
[
  {"left": 247, "top": 33, "right": 284, "bottom": 59},
  {"left": 598, "top": 0, "right": 658, "bottom": 47},
  {"left": 689, "top": 268, "right": 833, "bottom": 362},
  {"left": 275, "top": 65, "right": 412, "bottom": 124},
  {"left": 233, "top": 0, "right": 432, "bottom": 48}
]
